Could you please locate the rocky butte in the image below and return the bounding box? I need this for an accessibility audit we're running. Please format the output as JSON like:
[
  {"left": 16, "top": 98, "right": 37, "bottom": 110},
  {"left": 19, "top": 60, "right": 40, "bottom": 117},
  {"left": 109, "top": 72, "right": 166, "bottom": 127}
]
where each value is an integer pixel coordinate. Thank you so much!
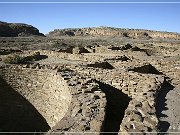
[
  {"left": 48, "top": 26, "right": 180, "bottom": 40},
  {"left": 0, "top": 21, "right": 180, "bottom": 134},
  {"left": 0, "top": 21, "right": 44, "bottom": 37}
]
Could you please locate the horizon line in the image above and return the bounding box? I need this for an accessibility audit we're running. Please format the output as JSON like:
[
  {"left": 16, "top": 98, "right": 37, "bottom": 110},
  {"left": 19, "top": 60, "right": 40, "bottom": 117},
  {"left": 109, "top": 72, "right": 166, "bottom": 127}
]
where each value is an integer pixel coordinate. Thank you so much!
[
  {"left": 0, "top": 1, "right": 180, "bottom": 4},
  {"left": 51, "top": 26, "right": 180, "bottom": 32}
]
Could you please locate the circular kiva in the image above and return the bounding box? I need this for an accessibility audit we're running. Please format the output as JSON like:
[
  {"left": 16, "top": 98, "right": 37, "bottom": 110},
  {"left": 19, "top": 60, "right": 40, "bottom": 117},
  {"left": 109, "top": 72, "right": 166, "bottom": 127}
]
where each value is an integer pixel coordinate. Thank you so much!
[{"left": 0, "top": 65, "right": 71, "bottom": 132}]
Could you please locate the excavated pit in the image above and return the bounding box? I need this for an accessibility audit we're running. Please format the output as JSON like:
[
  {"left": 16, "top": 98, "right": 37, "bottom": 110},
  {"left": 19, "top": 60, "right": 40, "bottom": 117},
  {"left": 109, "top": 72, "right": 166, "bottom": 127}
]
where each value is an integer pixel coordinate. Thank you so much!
[
  {"left": 129, "top": 64, "right": 163, "bottom": 75},
  {"left": 96, "top": 81, "right": 131, "bottom": 134},
  {"left": 87, "top": 62, "right": 114, "bottom": 69},
  {"left": 108, "top": 44, "right": 132, "bottom": 51},
  {"left": 105, "top": 55, "right": 130, "bottom": 61},
  {"left": 0, "top": 77, "right": 50, "bottom": 132},
  {"left": 131, "top": 46, "right": 152, "bottom": 56},
  {"left": 0, "top": 66, "right": 72, "bottom": 132}
]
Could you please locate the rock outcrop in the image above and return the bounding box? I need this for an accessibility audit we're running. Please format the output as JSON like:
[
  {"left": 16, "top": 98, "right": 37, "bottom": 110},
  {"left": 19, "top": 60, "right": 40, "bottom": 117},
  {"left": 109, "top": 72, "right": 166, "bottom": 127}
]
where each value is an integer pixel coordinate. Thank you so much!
[
  {"left": 47, "top": 27, "right": 180, "bottom": 40},
  {"left": 0, "top": 21, "right": 44, "bottom": 37}
]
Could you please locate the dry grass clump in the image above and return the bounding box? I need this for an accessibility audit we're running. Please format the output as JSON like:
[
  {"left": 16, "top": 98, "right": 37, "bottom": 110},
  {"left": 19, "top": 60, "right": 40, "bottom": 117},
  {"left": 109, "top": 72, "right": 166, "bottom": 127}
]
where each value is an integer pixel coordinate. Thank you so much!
[
  {"left": 3, "top": 55, "right": 24, "bottom": 64},
  {"left": 3, "top": 51, "right": 41, "bottom": 64}
]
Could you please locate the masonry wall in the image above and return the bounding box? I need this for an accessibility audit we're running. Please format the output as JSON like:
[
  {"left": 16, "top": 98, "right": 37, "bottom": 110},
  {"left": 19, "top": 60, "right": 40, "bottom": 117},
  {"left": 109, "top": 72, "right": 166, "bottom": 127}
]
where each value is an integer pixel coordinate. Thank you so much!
[{"left": 0, "top": 65, "right": 72, "bottom": 128}]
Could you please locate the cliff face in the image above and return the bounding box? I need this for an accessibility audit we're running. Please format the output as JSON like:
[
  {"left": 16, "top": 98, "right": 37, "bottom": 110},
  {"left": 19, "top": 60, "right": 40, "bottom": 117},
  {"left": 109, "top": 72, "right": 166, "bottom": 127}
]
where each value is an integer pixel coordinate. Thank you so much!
[
  {"left": 0, "top": 21, "right": 45, "bottom": 37},
  {"left": 48, "top": 27, "right": 180, "bottom": 40}
]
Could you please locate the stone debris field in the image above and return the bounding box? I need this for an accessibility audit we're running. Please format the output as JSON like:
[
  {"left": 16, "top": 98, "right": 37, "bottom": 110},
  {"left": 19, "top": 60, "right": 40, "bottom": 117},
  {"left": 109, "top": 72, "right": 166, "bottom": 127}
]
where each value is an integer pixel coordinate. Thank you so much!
[{"left": 0, "top": 22, "right": 180, "bottom": 134}]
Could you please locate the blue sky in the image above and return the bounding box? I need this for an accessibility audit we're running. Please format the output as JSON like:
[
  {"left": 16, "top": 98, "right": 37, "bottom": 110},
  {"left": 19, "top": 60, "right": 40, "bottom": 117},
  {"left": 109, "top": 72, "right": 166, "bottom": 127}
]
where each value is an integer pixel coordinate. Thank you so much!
[{"left": 0, "top": 0, "right": 180, "bottom": 34}]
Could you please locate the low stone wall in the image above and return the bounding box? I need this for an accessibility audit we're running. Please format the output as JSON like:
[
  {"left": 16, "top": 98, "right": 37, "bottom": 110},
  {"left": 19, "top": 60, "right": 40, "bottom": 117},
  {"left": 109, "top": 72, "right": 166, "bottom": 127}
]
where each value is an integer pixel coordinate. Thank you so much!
[
  {"left": 0, "top": 65, "right": 71, "bottom": 128},
  {"left": 74, "top": 65, "right": 165, "bottom": 133}
]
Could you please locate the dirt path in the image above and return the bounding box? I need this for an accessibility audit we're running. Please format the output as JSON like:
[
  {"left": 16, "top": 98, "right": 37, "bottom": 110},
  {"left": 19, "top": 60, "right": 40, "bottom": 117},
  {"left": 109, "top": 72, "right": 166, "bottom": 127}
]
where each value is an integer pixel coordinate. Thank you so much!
[
  {"left": 164, "top": 85, "right": 180, "bottom": 132},
  {"left": 156, "top": 83, "right": 180, "bottom": 133}
]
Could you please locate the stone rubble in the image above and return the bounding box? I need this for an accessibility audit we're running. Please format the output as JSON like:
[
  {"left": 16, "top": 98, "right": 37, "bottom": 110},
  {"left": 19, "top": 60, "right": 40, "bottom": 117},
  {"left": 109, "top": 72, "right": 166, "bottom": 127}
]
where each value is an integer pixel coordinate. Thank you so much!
[{"left": 0, "top": 37, "right": 179, "bottom": 134}]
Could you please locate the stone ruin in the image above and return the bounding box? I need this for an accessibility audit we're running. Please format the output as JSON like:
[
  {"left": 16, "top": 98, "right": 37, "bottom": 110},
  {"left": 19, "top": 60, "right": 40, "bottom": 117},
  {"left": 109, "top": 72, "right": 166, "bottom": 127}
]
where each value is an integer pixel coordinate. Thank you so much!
[
  {"left": 0, "top": 25, "right": 180, "bottom": 134},
  {"left": 1, "top": 44, "right": 177, "bottom": 134},
  {"left": 0, "top": 65, "right": 71, "bottom": 132},
  {"left": 0, "top": 62, "right": 165, "bottom": 134}
]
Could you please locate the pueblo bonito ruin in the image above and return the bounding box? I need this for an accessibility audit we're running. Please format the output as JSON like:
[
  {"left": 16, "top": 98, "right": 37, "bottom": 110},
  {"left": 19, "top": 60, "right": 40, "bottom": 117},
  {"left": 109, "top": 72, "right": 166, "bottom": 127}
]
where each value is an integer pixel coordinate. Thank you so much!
[{"left": 0, "top": 21, "right": 180, "bottom": 134}]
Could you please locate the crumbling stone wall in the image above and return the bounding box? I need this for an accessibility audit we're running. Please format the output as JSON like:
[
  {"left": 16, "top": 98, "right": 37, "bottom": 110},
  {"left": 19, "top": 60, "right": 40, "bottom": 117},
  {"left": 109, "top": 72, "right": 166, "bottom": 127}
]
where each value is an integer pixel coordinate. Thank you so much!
[
  {"left": 0, "top": 40, "right": 178, "bottom": 134},
  {"left": 0, "top": 65, "right": 71, "bottom": 128},
  {"left": 73, "top": 65, "right": 165, "bottom": 133}
]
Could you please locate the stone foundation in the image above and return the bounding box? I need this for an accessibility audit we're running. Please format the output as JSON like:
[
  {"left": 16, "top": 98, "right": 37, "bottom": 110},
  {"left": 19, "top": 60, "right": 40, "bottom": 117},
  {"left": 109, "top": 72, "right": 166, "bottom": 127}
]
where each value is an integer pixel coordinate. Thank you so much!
[{"left": 0, "top": 65, "right": 71, "bottom": 130}]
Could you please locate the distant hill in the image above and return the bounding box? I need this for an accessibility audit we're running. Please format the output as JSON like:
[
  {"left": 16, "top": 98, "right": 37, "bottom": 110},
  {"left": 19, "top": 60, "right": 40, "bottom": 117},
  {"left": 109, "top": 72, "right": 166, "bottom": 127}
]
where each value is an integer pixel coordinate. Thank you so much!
[
  {"left": 47, "top": 27, "right": 180, "bottom": 40},
  {"left": 0, "top": 21, "right": 45, "bottom": 37}
]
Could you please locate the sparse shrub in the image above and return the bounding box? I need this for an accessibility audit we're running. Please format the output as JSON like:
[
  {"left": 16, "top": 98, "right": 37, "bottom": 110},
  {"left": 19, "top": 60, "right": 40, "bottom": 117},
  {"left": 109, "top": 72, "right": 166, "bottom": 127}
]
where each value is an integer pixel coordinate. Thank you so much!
[
  {"left": 33, "top": 51, "right": 40, "bottom": 56},
  {"left": 23, "top": 51, "right": 41, "bottom": 62},
  {"left": 3, "top": 55, "right": 24, "bottom": 64},
  {"left": 52, "top": 43, "right": 60, "bottom": 48},
  {"left": 3, "top": 51, "right": 41, "bottom": 64},
  {"left": 176, "top": 55, "right": 180, "bottom": 61},
  {"left": 131, "top": 46, "right": 141, "bottom": 51},
  {"left": 32, "top": 51, "right": 41, "bottom": 60}
]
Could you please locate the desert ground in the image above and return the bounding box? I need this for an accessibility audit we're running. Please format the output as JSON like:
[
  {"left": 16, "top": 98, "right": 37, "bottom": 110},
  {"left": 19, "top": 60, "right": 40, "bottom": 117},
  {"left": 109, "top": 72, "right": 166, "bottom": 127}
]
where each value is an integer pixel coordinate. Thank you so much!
[{"left": 0, "top": 21, "right": 180, "bottom": 134}]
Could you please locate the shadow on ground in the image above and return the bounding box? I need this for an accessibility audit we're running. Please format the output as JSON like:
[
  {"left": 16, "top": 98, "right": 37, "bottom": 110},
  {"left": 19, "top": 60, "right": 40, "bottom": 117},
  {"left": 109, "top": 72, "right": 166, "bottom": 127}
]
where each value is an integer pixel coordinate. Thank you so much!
[
  {"left": 155, "top": 80, "right": 174, "bottom": 133},
  {"left": 95, "top": 80, "right": 131, "bottom": 135},
  {"left": 128, "top": 64, "right": 163, "bottom": 75},
  {"left": 35, "top": 55, "right": 48, "bottom": 61},
  {"left": 0, "top": 77, "right": 50, "bottom": 134}
]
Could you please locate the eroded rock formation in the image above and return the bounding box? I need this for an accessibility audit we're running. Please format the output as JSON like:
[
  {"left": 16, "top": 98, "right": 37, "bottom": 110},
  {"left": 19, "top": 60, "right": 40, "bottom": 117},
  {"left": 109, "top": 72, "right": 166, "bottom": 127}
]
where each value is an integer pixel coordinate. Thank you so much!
[
  {"left": 0, "top": 21, "right": 44, "bottom": 37},
  {"left": 48, "top": 27, "right": 180, "bottom": 40}
]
